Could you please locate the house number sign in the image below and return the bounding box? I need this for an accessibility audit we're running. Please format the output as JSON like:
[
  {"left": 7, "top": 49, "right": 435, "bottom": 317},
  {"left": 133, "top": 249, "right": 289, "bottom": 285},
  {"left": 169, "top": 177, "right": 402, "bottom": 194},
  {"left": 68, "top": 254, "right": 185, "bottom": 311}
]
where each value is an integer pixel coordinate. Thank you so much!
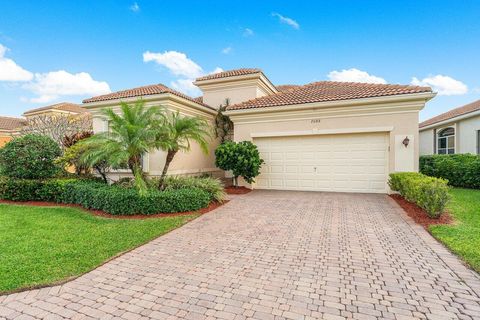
[{"left": 311, "top": 119, "right": 321, "bottom": 123}]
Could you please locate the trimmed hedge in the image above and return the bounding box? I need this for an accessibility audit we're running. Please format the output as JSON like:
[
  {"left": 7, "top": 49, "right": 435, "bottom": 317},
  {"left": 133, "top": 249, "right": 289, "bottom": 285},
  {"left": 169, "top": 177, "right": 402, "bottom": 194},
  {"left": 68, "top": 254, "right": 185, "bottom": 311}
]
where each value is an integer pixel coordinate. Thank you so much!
[
  {"left": 389, "top": 172, "right": 450, "bottom": 218},
  {"left": 420, "top": 154, "right": 480, "bottom": 189},
  {"left": 0, "top": 178, "right": 211, "bottom": 215}
]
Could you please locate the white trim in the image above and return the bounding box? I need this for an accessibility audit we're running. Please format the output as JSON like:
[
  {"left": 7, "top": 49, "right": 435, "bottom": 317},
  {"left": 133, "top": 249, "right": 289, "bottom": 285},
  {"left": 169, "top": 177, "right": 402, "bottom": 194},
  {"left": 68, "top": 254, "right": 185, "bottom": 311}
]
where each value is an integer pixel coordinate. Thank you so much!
[
  {"left": 231, "top": 108, "right": 420, "bottom": 125},
  {"left": 225, "top": 92, "right": 436, "bottom": 116},
  {"left": 82, "top": 92, "right": 216, "bottom": 115},
  {"left": 420, "top": 109, "right": 480, "bottom": 131},
  {"left": 250, "top": 126, "right": 394, "bottom": 138}
]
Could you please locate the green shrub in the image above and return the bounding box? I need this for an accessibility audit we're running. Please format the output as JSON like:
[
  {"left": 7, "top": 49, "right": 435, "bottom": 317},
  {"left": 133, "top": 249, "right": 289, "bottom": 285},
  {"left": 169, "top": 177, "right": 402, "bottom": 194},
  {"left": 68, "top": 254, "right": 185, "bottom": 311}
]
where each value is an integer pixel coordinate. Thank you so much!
[
  {"left": 58, "top": 180, "right": 211, "bottom": 215},
  {"left": 0, "top": 176, "right": 211, "bottom": 215},
  {"left": 160, "top": 176, "right": 226, "bottom": 202},
  {"left": 389, "top": 172, "right": 450, "bottom": 218},
  {"left": 0, "top": 134, "right": 62, "bottom": 179},
  {"left": 215, "top": 141, "right": 264, "bottom": 186},
  {"left": 420, "top": 154, "right": 480, "bottom": 189}
]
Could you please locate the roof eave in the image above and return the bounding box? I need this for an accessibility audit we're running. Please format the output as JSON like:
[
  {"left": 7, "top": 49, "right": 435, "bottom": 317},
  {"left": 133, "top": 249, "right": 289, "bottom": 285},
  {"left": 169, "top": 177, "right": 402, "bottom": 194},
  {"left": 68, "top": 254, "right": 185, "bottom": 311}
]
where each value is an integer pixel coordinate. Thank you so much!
[
  {"left": 419, "top": 108, "right": 480, "bottom": 131},
  {"left": 82, "top": 92, "right": 216, "bottom": 115}
]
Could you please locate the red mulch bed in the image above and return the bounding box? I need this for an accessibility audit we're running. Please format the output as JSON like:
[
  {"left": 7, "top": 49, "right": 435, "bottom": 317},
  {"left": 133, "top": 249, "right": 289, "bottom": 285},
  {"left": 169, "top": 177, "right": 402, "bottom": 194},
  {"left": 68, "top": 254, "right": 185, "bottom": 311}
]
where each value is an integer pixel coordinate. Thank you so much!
[
  {"left": 225, "top": 186, "right": 252, "bottom": 195},
  {"left": 0, "top": 199, "right": 227, "bottom": 220},
  {"left": 389, "top": 194, "right": 453, "bottom": 228}
]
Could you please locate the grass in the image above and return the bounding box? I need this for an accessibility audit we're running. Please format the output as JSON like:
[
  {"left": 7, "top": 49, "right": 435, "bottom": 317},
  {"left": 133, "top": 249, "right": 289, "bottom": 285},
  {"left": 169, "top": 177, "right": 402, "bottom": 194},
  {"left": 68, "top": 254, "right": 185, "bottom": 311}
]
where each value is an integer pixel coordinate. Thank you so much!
[
  {"left": 0, "top": 204, "right": 197, "bottom": 293},
  {"left": 429, "top": 188, "right": 480, "bottom": 273}
]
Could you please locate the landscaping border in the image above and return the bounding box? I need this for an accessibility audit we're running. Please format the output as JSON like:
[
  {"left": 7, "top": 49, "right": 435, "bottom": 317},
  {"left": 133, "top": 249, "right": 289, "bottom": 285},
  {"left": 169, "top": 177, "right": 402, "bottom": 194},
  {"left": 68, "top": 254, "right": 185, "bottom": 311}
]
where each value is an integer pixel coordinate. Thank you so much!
[{"left": 0, "top": 199, "right": 227, "bottom": 220}]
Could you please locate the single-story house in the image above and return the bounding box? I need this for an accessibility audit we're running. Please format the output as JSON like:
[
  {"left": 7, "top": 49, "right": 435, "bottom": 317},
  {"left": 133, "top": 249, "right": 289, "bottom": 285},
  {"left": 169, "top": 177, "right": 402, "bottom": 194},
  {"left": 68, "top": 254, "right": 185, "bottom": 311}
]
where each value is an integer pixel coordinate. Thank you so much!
[
  {"left": 22, "top": 102, "right": 88, "bottom": 119},
  {"left": 0, "top": 116, "right": 25, "bottom": 147},
  {"left": 419, "top": 99, "right": 480, "bottom": 155},
  {"left": 0, "top": 102, "right": 88, "bottom": 147},
  {"left": 83, "top": 68, "right": 435, "bottom": 193}
]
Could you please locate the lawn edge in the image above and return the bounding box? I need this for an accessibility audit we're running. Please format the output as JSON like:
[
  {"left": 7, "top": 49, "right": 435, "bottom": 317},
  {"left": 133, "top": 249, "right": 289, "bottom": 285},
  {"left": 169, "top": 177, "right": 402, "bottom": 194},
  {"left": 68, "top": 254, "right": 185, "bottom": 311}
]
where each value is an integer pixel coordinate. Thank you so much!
[{"left": 0, "top": 200, "right": 227, "bottom": 296}]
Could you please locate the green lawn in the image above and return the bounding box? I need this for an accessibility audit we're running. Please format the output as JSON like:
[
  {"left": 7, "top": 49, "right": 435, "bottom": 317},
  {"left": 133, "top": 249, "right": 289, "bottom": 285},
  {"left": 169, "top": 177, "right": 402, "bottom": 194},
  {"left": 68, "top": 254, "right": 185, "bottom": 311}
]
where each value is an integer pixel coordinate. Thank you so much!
[
  {"left": 430, "top": 188, "right": 480, "bottom": 273},
  {"left": 0, "top": 204, "right": 197, "bottom": 293}
]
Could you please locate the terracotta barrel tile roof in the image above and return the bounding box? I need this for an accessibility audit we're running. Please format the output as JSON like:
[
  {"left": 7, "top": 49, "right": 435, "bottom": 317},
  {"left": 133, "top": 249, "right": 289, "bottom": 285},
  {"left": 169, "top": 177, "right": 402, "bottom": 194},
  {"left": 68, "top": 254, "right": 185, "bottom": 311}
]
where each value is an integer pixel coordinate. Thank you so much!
[
  {"left": 195, "top": 68, "right": 261, "bottom": 82},
  {"left": 420, "top": 99, "right": 480, "bottom": 128},
  {"left": 0, "top": 116, "right": 26, "bottom": 131},
  {"left": 23, "top": 102, "right": 87, "bottom": 115},
  {"left": 276, "top": 84, "right": 301, "bottom": 92},
  {"left": 227, "top": 81, "right": 432, "bottom": 111},
  {"left": 83, "top": 83, "right": 210, "bottom": 108}
]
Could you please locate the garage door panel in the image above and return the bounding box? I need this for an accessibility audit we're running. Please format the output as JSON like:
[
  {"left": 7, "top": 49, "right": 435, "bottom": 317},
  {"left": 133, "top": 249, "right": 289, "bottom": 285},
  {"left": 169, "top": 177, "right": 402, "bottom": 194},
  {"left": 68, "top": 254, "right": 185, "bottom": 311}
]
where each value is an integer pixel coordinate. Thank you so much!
[{"left": 253, "top": 132, "right": 389, "bottom": 193}]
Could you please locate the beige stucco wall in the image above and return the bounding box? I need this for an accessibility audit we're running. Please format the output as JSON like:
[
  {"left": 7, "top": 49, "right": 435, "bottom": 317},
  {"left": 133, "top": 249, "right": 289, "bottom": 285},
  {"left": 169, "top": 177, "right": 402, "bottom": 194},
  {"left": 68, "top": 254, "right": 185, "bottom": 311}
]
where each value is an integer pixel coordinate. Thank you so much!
[
  {"left": 458, "top": 115, "right": 480, "bottom": 154},
  {"left": 87, "top": 95, "right": 222, "bottom": 180},
  {"left": 419, "top": 114, "right": 480, "bottom": 155},
  {"left": 233, "top": 112, "right": 420, "bottom": 173},
  {"left": 419, "top": 128, "right": 434, "bottom": 155}
]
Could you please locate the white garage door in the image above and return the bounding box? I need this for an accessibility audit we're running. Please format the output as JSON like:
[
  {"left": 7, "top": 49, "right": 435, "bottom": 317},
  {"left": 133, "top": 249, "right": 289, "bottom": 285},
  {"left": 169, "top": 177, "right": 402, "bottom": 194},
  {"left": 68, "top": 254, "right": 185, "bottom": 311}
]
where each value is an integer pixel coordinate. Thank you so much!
[{"left": 254, "top": 132, "right": 389, "bottom": 193}]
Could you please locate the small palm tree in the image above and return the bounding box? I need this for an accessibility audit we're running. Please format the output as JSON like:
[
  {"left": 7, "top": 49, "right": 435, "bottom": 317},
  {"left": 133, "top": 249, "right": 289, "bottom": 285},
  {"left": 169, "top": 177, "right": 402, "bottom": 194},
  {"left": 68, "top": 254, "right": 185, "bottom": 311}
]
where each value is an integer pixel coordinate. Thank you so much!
[
  {"left": 156, "top": 111, "right": 212, "bottom": 188},
  {"left": 80, "top": 100, "right": 164, "bottom": 194}
]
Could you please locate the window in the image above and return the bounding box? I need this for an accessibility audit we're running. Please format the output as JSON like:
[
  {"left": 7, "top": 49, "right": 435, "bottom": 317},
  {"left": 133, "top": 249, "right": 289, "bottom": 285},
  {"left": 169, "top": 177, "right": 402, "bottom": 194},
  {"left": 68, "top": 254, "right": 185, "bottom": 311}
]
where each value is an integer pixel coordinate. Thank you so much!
[{"left": 437, "top": 127, "right": 455, "bottom": 154}]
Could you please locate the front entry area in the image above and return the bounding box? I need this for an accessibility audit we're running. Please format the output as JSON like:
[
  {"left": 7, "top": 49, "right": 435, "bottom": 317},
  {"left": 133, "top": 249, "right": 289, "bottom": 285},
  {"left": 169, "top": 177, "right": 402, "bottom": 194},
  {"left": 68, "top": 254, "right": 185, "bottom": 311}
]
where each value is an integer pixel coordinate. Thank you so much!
[{"left": 254, "top": 132, "right": 389, "bottom": 193}]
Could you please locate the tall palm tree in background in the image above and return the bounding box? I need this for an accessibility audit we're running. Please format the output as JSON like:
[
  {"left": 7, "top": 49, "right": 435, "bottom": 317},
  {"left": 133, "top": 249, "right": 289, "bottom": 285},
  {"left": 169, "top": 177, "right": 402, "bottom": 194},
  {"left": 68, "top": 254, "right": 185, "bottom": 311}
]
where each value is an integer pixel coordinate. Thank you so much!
[
  {"left": 156, "top": 111, "right": 212, "bottom": 188},
  {"left": 80, "top": 101, "right": 164, "bottom": 194}
]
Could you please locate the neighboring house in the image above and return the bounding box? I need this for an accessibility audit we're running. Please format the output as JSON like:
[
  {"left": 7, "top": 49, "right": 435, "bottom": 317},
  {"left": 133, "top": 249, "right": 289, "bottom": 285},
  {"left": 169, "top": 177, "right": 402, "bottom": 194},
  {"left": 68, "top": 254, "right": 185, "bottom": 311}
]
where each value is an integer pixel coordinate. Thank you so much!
[
  {"left": 0, "top": 102, "right": 89, "bottom": 148},
  {"left": 23, "top": 102, "right": 88, "bottom": 119},
  {"left": 419, "top": 99, "right": 480, "bottom": 155},
  {"left": 83, "top": 68, "right": 435, "bottom": 193},
  {"left": 0, "top": 116, "right": 25, "bottom": 147}
]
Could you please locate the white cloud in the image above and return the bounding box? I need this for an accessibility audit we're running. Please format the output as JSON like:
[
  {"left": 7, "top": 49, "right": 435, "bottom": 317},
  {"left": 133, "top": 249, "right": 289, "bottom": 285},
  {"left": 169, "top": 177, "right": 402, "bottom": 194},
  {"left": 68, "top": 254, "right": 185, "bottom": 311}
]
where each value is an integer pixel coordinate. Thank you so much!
[
  {"left": 327, "top": 68, "right": 387, "bottom": 84},
  {"left": 130, "top": 2, "right": 140, "bottom": 12},
  {"left": 243, "top": 28, "right": 254, "bottom": 37},
  {"left": 25, "top": 70, "right": 111, "bottom": 103},
  {"left": 272, "top": 13, "right": 300, "bottom": 30},
  {"left": 221, "top": 47, "right": 232, "bottom": 54},
  {"left": 143, "top": 50, "right": 203, "bottom": 78},
  {"left": 411, "top": 75, "right": 468, "bottom": 96},
  {"left": 0, "top": 44, "right": 33, "bottom": 81},
  {"left": 143, "top": 50, "right": 223, "bottom": 96},
  {"left": 171, "top": 79, "right": 201, "bottom": 96}
]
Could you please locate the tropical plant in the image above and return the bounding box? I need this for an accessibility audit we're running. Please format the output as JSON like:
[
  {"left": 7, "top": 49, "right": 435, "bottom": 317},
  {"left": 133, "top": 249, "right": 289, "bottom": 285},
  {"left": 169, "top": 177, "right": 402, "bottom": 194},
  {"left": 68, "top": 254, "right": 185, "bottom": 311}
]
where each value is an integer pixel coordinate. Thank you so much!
[
  {"left": 56, "top": 143, "right": 109, "bottom": 182},
  {"left": 0, "top": 134, "right": 62, "bottom": 179},
  {"left": 215, "top": 141, "right": 264, "bottom": 187},
  {"left": 214, "top": 100, "right": 233, "bottom": 143},
  {"left": 155, "top": 111, "right": 212, "bottom": 188},
  {"left": 79, "top": 100, "right": 165, "bottom": 193}
]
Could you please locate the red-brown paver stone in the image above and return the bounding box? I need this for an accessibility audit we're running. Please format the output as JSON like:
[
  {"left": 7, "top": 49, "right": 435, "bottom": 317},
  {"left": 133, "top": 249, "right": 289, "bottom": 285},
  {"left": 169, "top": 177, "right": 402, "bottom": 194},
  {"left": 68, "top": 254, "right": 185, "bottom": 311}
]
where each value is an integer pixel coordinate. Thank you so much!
[{"left": 1, "top": 191, "right": 479, "bottom": 319}]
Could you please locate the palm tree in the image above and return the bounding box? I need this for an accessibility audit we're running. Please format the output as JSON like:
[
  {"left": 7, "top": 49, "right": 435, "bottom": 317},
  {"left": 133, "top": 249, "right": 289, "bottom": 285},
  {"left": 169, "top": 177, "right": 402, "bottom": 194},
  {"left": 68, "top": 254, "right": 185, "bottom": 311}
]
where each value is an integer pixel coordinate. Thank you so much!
[
  {"left": 156, "top": 111, "right": 212, "bottom": 188},
  {"left": 80, "top": 100, "right": 164, "bottom": 194}
]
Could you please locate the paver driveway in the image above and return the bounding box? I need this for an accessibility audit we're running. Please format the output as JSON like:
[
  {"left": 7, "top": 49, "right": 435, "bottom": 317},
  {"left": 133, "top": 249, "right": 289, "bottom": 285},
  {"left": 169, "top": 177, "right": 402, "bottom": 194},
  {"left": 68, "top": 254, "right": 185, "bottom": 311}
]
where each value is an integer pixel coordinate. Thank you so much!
[{"left": 1, "top": 191, "right": 480, "bottom": 320}]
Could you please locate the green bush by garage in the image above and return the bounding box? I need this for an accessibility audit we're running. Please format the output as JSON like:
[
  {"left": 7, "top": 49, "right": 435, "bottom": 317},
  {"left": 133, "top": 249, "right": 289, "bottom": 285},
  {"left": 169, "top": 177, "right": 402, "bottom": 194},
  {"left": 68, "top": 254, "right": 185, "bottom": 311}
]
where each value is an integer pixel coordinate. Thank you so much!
[
  {"left": 420, "top": 154, "right": 480, "bottom": 189},
  {"left": 389, "top": 172, "right": 450, "bottom": 218}
]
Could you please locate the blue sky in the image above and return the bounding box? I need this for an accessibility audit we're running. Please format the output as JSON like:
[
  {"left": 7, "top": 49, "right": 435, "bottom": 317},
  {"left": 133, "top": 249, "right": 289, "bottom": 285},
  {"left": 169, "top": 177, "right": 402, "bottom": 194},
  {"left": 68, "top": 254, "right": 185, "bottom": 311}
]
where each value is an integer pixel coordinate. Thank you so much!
[{"left": 0, "top": 0, "right": 479, "bottom": 120}]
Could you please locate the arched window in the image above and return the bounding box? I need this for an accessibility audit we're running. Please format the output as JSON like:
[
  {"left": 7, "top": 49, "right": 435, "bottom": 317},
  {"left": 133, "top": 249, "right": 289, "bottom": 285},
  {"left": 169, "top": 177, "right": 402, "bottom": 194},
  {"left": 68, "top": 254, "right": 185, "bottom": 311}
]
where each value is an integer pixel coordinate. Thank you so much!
[{"left": 437, "top": 127, "right": 455, "bottom": 154}]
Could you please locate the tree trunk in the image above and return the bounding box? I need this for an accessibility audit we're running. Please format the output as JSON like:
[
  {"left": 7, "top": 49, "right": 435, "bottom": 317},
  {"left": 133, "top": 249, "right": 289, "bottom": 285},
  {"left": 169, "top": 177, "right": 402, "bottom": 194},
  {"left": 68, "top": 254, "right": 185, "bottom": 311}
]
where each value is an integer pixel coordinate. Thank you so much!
[
  {"left": 233, "top": 176, "right": 238, "bottom": 187},
  {"left": 158, "top": 150, "right": 178, "bottom": 189},
  {"left": 95, "top": 166, "right": 108, "bottom": 183}
]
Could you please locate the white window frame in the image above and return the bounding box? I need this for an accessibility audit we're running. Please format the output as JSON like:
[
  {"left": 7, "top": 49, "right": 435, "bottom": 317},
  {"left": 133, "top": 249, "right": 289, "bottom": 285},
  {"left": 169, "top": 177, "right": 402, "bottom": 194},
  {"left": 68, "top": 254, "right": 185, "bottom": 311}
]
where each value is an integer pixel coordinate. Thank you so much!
[{"left": 437, "top": 127, "right": 455, "bottom": 155}]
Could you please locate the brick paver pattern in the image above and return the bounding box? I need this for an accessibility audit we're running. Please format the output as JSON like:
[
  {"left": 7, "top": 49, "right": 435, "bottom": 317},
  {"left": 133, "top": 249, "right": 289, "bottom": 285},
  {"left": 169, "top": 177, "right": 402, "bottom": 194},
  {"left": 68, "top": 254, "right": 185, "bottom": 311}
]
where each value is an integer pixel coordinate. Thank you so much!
[{"left": 1, "top": 191, "right": 480, "bottom": 320}]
